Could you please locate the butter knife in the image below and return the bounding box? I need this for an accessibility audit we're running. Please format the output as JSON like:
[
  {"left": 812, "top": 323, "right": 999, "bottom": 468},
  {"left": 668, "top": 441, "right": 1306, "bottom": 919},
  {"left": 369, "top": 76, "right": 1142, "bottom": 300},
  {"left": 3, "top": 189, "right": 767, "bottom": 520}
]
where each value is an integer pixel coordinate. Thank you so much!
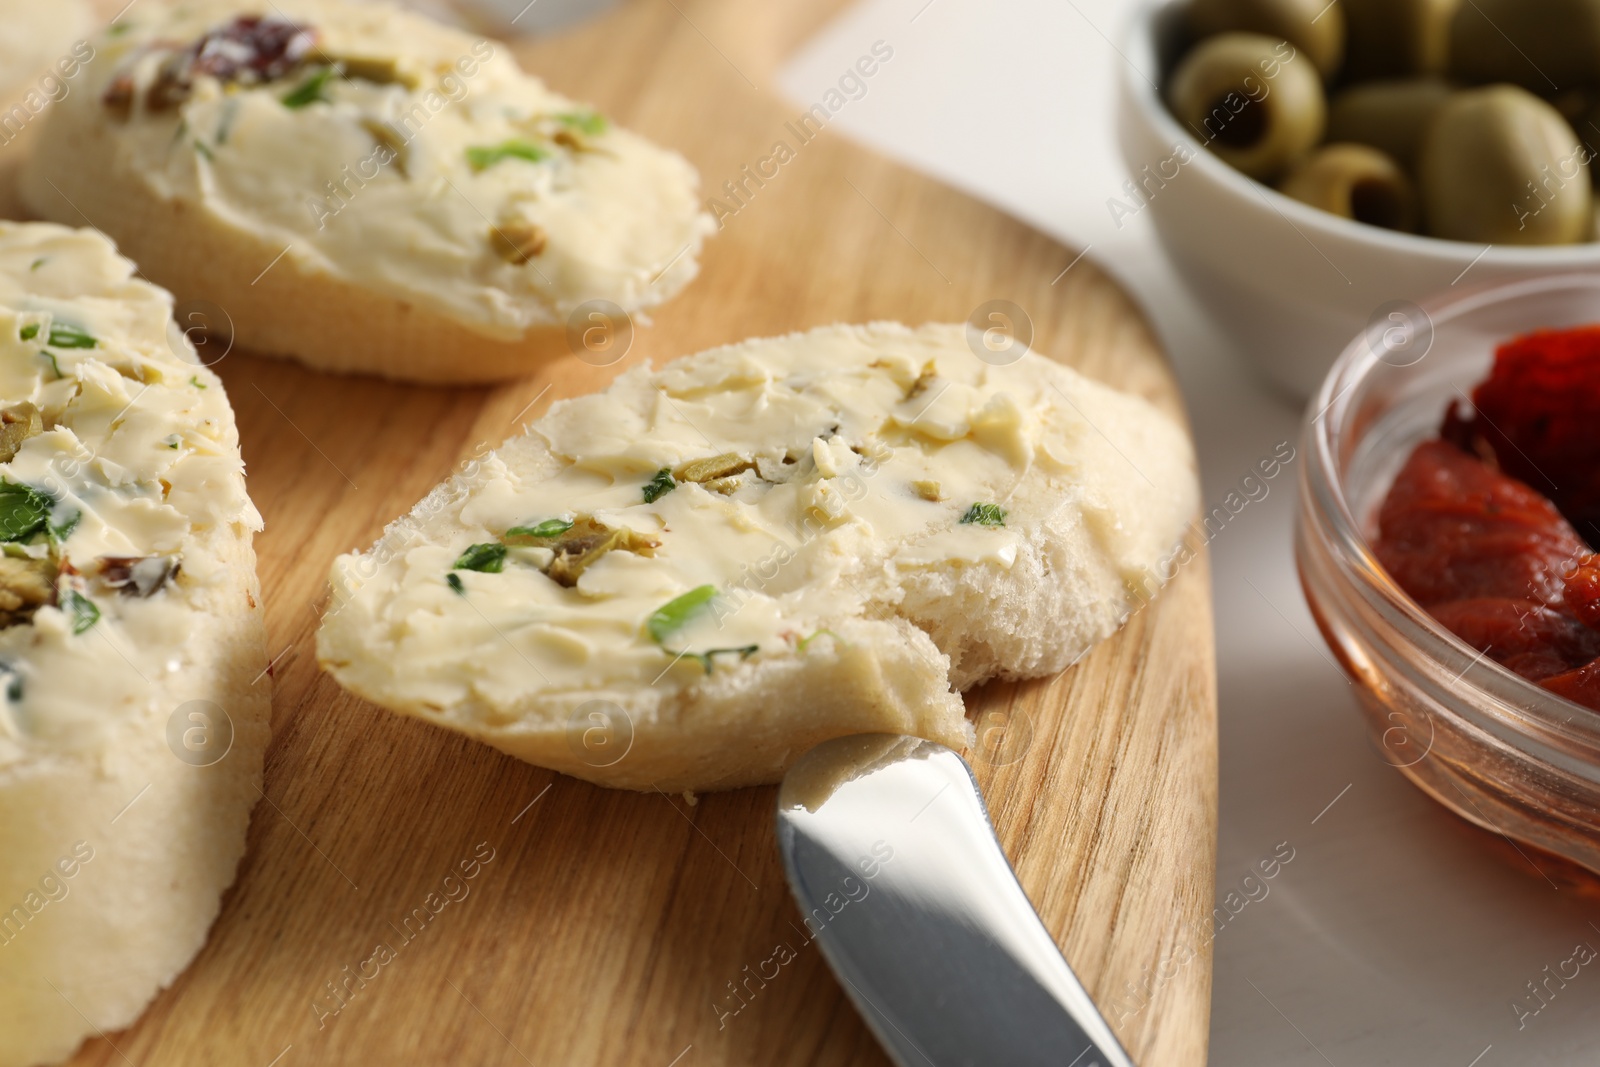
[{"left": 776, "top": 735, "right": 1137, "bottom": 1067}]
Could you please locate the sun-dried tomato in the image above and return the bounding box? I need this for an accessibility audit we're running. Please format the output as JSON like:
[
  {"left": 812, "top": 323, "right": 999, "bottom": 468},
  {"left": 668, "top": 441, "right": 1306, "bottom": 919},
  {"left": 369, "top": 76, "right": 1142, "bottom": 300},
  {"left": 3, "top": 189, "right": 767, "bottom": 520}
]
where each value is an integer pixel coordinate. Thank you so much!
[
  {"left": 1373, "top": 440, "right": 1590, "bottom": 610},
  {"left": 103, "top": 16, "right": 318, "bottom": 114},
  {"left": 1442, "top": 325, "right": 1600, "bottom": 546}
]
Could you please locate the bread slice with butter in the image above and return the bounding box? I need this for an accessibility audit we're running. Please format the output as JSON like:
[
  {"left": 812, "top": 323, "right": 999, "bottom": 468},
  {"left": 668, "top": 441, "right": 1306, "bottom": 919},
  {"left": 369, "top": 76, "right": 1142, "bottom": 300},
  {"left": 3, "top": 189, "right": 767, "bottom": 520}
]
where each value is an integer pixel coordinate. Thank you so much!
[
  {"left": 0, "top": 223, "right": 268, "bottom": 1067},
  {"left": 317, "top": 322, "right": 1198, "bottom": 792},
  {"left": 20, "top": 0, "right": 713, "bottom": 383}
]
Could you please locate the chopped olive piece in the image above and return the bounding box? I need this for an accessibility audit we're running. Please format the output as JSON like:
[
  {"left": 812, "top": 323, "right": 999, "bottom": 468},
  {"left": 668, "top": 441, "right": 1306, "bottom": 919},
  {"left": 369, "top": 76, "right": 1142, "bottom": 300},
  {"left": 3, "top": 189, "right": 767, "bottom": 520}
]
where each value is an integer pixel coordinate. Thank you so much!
[
  {"left": 0, "top": 556, "right": 58, "bottom": 628},
  {"left": 327, "top": 53, "right": 423, "bottom": 89},
  {"left": 98, "top": 554, "right": 179, "bottom": 597},
  {"left": 490, "top": 221, "right": 547, "bottom": 264},
  {"left": 361, "top": 118, "right": 410, "bottom": 177},
  {"left": 675, "top": 453, "right": 755, "bottom": 484},
  {"left": 545, "top": 518, "right": 660, "bottom": 588},
  {"left": 0, "top": 403, "right": 42, "bottom": 464}
]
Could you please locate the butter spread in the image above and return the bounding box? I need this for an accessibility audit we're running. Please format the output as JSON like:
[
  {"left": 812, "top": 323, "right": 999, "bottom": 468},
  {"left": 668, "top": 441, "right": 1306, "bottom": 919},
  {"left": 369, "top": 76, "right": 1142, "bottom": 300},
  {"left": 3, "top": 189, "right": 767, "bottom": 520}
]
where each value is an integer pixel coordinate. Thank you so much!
[
  {"left": 0, "top": 222, "right": 260, "bottom": 768},
  {"left": 320, "top": 322, "right": 1197, "bottom": 719},
  {"left": 82, "top": 0, "right": 714, "bottom": 338}
]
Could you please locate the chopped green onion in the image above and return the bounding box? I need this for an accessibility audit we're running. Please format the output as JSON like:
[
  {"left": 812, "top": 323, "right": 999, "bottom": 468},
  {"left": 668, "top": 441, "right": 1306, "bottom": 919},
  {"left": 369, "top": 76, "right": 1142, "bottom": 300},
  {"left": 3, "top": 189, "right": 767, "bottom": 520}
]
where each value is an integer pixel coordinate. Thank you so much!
[
  {"left": 48, "top": 509, "right": 80, "bottom": 543},
  {"left": 505, "top": 518, "right": 573, "bottom": 540},
  {"left": 642, "top": 468, "right": 675, "bottom": 503},
  {"left": 646, "top": 584, "right": 717, "bottom": 644},
  {"left": 62, "top": 589, "right": 99, "bottom": 634},
  {"left": 959, "top": 503, "right": 1007, "bottom": 527},
  {"left": 556, "top": 110, "right": 608, "bottom": 136},
  {"left": 446, "top": 572, "right": 464, "bottom": 595},
  {"left": 452, "top": 543, "right": 508, "bottom": 573},
  {"left": 676, "top": 645, "right": 758, "bottom": 675},
  {"left": 281, "top": 66, "right": 338, "bottom": 109},
  {"left": 798, "top": 629, "right": 846, "bottom": 651},
  {"left": 466, "top": 139, "right": 549, "bottom": 172},
  {"left": 0, "top": 482, "right": 52, "bottom": 542},
  {"left": 22, "top": 322, "right": 97, "bottom": 349}
]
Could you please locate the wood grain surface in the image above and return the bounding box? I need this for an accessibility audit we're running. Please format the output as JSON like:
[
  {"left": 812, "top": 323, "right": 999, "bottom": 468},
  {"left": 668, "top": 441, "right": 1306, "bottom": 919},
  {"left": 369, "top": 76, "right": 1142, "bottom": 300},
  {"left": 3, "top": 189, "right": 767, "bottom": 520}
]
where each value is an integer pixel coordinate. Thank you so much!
[{"left": 4, "top": 0, "right": 1218, "bottom": 1063}]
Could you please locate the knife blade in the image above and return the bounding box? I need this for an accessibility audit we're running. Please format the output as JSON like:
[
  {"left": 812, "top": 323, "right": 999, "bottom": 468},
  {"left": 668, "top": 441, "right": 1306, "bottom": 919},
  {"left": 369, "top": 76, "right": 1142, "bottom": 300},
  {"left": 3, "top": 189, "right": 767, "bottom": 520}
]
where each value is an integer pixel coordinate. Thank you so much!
[{"left": 776, "top": 734, "right": 1137, "bottom": 1067}]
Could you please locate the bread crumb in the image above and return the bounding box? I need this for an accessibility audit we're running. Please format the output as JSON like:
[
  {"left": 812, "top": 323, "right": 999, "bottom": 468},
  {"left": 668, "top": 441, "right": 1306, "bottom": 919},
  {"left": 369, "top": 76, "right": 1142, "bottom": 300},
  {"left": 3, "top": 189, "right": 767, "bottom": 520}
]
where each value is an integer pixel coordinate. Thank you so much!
[{"left": 682, "top": 791, "right": 698, "bottom": 806}]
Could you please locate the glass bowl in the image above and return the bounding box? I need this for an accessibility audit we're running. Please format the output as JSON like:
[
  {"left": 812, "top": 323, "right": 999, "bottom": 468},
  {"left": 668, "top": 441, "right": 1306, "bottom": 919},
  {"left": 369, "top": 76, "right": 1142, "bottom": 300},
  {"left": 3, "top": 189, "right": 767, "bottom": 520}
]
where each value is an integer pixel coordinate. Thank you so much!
[{"left": 1298, "top": 275, "right": 1600, "bottom": 874}]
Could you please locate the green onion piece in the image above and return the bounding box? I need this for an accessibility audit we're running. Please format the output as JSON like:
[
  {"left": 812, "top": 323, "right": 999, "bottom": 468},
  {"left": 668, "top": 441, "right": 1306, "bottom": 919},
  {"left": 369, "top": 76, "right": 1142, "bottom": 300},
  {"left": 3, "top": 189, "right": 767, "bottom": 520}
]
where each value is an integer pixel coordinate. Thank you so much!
[
  {"left": 647, "top": 584, "right": 717, "bottom": 644},
  {"left": 556, "top": 110, "right": 608, "bottom": 135},
  {"left": 446, "top": 572, "right": 464, "bottom": 595},
  {"left": 642, "top": 468, "right": 675, "bottom": 503},
  {"left": 959, "top": 502, "right": 1007, "bottom": 527},
  {"left": 0, "top": 482, "right": 51, "bottom": 542},
  {"left": 675, "top": 645, "right": 758, "bottom": 675},
  {"left": 25, "top": 323, "right": 97, "bottom": 349},
  {"left": 452, "top": 543, "right": 508, "bottom": 573},
  {"left": 49, "top": 509, "right": 80, "bottom": 543},
  {"left": 505, "top": 518, "right": 573, "bottom": 540},
  {"left": 797, "top": 629, "right": 846, "bottom": 651},
  {"left": 62, "top": 590, "right": 99, "bottom": 635},
  {"left": 282, "top": 66, "right": 337, "bottom": 109},
  {"left": 466, "top": 139, "right": 550, "bottom": 172}
]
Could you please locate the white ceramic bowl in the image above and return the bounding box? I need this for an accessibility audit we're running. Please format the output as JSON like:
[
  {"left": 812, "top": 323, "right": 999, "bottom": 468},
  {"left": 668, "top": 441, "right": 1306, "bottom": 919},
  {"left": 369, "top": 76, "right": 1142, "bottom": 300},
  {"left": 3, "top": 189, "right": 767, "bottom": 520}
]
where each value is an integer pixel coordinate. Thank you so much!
[{"left": 1116, "top": 0, "right": 1600, "bottom": 400}]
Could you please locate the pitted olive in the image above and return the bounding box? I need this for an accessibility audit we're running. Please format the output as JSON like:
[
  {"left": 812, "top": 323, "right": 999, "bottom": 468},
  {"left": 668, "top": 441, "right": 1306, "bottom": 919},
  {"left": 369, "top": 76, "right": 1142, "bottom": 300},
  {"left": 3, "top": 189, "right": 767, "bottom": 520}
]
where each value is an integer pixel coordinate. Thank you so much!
[
  {"left": 1340, "top": 0, "right": 1458, "bottom": 80},
  {"left": 1166, "top": 32, "right": 1327, "bottom": 180},
  {"left": 1187, "top": 0, "right": 1345, "bottom": 79},
  {"left": 1418, "top": 86, "right": 1593, "bottom": 244},
  {"left": 1449, "top": 0, "right": 1600, "bottom": 91},
  {"left": 1279, "top": 144, "right": 1419, "bottom": 231},
  {"left": 1326, "top": 78, "right": 1452, "bottom": 171}
]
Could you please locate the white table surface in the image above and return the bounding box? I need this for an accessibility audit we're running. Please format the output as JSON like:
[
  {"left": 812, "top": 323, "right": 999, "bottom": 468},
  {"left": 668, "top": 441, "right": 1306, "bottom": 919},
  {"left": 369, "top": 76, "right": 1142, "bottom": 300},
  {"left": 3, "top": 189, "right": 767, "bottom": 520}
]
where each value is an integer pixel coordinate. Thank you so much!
[{"left": 776, "top": 2, "right": 1600, "bottom": 1063}]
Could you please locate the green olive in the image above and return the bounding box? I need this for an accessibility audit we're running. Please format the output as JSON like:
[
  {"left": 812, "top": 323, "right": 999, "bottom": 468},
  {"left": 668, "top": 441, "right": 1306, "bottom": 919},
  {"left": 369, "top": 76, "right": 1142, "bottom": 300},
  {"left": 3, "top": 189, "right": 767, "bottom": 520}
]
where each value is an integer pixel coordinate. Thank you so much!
[
  {"left": 1340, "top": 0, "right": 1458, "bottom": 80},
  {"left": 1279, "top": 144, "right": 1419, "bottom": 231},
  {"left": 1418, "top": 86, "right": 1593, "bottom": 244},
  {"left": 1326, "top": 78, "right": 1452, "bottom": 172},
  {"left": 1166, "top": 33, "right": 1327, "bottom": 181},
  {"left": 1187, "top": 0, "right": 1345, "bottom": 79},
  {"left": 1449, "top": 0, "right": 1600, "bottom": 91}
]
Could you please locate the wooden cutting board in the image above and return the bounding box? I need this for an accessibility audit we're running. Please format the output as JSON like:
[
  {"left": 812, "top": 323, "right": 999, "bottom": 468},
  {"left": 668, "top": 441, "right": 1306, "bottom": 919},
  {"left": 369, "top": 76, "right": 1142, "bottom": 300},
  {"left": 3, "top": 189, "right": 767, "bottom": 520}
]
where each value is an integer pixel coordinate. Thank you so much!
[{"left": 5, "top": 1, "right": 1218, "bottom": 1063}]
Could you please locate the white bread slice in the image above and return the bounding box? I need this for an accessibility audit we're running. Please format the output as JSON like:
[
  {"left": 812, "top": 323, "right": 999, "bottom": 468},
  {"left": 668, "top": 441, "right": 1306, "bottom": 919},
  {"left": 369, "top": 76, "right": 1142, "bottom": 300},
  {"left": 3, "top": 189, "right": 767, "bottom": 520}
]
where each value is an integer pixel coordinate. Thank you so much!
[
  {"left": 19, "top": 0, "right": 714, "bottom": 383},
  {"left": 0, "top": 223, "right": 268, "bottom": 1067},
  {"left": 318, "top": 323, "right": 1198, "bottom": 792}
]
